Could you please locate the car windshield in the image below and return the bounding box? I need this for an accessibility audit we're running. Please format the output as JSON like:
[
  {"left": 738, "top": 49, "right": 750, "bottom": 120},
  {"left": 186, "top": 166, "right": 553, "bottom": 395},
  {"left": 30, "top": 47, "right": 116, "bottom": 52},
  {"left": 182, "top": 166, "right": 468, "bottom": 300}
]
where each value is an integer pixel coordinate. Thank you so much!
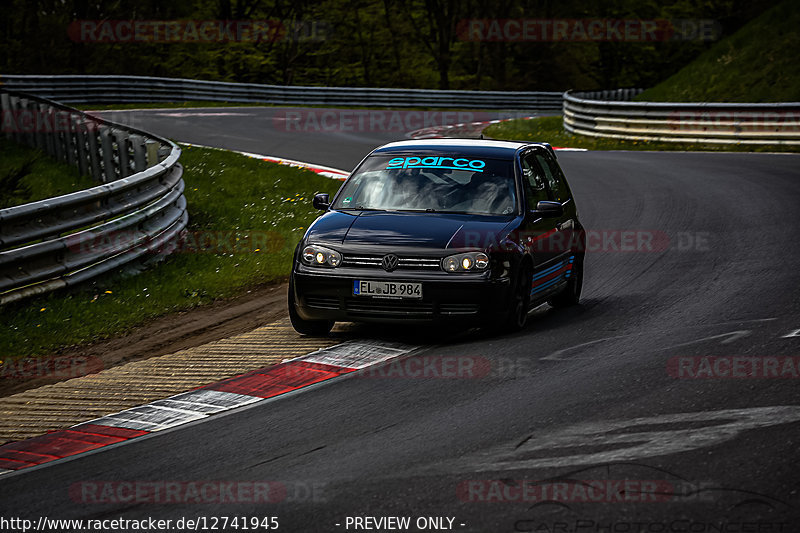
[{"left": 332, "top": 154, "right": 517, "bottom": 215}]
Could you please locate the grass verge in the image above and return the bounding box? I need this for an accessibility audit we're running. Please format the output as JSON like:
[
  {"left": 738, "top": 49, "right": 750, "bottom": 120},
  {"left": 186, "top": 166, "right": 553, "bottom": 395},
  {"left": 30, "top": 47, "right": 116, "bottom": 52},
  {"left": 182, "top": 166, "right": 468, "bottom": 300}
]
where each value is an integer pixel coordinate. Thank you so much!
[
  {"left": 0, "top": 138, "right": 95, "bottom": 208},
  {"left": 636, "top": 0, "right": 800, "bottom": 103},
  {"left": 0, "top": 144, "right": 343, "bottom": 359},
  {"left": 484, "top": 116, "right": 800, "bottom": 153}
]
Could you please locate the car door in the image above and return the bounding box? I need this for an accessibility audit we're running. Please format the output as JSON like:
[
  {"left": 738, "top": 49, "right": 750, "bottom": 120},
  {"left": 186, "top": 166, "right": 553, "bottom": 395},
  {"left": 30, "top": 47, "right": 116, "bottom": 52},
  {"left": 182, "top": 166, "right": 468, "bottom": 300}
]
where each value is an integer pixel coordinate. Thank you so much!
[
  {"left": 519, "top": 151, "right": 566, "bottom": 297},
  {"left": 532, "top": 148, "right": 578, "bottom": 262}
]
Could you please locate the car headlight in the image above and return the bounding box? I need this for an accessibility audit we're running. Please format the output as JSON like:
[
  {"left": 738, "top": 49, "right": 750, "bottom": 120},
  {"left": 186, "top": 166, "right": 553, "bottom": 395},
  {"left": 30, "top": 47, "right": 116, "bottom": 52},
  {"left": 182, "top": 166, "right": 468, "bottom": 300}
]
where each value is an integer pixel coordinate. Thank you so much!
[
  {"left": 442, "top": 252, "right": 490, "bottom": 273},
  {"left": 301, "top": 245, "right": 342, "bottom": 267}
]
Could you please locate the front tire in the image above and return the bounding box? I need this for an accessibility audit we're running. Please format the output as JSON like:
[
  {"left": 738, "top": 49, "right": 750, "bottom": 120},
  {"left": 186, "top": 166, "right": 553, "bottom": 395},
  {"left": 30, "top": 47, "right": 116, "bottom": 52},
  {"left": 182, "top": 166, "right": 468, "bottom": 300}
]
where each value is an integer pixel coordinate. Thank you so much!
[
  {"left": 494, "top": 263, "right": 532, "bottom": 333},
  {"left": 288, "top": 275, "right": 334, "bottom": 336}
]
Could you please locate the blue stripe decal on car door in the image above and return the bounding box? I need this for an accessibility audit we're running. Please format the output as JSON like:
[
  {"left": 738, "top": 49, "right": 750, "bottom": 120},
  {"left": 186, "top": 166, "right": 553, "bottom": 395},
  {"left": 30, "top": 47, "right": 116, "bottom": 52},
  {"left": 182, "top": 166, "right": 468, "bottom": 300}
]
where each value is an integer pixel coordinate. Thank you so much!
[
  {"left": 531, "top": 255, "right": 576, "bottom": 294},
  {"left": 531, "top": 276, "right": 562, "bottom": 295},
  {"left": 534, "top": 261, "right": 567, "bottom": 280}
]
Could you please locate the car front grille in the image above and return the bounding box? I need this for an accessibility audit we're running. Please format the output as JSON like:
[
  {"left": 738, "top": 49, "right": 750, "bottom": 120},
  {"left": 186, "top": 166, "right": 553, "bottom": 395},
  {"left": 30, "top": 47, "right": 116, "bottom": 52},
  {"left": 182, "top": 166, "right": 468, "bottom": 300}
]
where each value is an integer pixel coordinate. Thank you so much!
[
  {"left": 342, "top": 254, "right": 442, "bottom": 271},
  {"left": 344, "top": 298, "right": 480, "bottom": 317},
  {"left": 303, "top": 295, "right": 481, "bottom": 317},
  {"left": 345, "top": 297, "right": 435, "bottom": 316}
]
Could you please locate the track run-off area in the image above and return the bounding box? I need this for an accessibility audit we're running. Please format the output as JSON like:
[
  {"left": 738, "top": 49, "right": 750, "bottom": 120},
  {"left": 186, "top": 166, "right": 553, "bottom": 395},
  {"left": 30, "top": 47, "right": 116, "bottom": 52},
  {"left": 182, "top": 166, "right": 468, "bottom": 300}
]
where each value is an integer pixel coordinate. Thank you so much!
[{"left": 2, "top": 106, "right": 800, "bottom": 531}]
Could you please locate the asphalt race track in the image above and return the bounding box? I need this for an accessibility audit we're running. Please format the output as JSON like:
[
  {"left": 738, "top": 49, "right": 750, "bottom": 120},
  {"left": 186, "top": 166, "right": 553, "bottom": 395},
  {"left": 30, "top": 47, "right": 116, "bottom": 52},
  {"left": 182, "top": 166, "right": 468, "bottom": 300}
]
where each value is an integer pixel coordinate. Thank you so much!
[
  {"left": 3, "top": 107, "right": 800, "bottom": 531},
  {"left": 102, "top": 106, "right": 521, "bottom": 170}
]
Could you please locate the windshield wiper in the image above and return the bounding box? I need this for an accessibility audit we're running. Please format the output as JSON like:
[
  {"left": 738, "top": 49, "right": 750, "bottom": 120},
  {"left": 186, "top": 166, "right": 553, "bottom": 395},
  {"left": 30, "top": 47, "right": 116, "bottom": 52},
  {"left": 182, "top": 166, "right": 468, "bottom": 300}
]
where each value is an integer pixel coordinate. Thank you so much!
[
  {"left": 339, "top": 205, "right": 381, "bottom": 211},
  {"left": 394, "top": 209, "right": 475, "bottom": 215}
]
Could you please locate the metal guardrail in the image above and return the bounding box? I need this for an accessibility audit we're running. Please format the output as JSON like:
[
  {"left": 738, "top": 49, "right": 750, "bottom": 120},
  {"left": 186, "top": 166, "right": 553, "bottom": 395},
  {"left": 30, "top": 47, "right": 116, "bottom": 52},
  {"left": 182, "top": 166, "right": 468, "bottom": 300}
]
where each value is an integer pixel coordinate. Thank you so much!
[
  {"left": 563, "top": 89, "right": 800, "bottom": 145},
  {"left": 0, "top": 75, "right": 564, "bottom": 111},
  {"left": 0, "top": 89, "right": 187, "bottom": 304}
]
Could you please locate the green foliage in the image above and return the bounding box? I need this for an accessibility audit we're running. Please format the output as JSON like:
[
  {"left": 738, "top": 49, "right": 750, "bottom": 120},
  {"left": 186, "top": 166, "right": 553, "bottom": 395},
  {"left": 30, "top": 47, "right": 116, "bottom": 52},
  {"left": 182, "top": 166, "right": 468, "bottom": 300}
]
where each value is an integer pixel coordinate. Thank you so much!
[
  {"left": 0, "top": 145, "right": 343, "bottom": 358},
  {"left": 0, "top": 0, "right": 787, "bottom": 92},
  {"left": 637, "top": 0, "right": 800, "bottom": 102}
]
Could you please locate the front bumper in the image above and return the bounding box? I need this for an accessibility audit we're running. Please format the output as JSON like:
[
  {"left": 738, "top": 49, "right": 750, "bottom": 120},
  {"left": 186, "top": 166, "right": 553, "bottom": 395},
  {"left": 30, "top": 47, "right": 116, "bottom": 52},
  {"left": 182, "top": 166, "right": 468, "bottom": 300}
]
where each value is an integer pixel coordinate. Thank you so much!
[{"left": 292, "top": 265, "right": 512, "bottom": 324}]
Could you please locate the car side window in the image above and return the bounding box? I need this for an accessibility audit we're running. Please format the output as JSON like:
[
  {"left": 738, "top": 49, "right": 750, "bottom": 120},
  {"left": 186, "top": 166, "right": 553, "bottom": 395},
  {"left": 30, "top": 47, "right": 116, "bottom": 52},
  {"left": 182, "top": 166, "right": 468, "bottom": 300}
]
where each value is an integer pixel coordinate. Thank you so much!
[
  {"left": 521, "top": 154, "right": 549, "bottom": 210},
  {"left": 535, "top": 153, "right": 571, "bottom": 202}
]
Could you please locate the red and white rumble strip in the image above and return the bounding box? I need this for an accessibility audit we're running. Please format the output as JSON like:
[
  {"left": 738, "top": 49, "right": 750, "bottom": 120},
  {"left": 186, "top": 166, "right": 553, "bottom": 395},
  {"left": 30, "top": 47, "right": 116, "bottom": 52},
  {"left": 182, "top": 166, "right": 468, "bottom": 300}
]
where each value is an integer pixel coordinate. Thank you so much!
[
  {"left": 0, "top": 340, "right": 419, "bottom": 475},
  {"left": 238, "top": 151, "right": 350, "bottom": 180}
]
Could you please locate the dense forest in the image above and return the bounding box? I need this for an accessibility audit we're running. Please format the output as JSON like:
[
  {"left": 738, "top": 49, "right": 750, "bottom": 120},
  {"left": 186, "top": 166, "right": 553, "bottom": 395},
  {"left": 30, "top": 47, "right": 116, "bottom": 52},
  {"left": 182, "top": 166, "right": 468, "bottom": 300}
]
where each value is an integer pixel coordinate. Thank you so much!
[{"left": 0, "top": 0, "right": 783, "bottom": 91}]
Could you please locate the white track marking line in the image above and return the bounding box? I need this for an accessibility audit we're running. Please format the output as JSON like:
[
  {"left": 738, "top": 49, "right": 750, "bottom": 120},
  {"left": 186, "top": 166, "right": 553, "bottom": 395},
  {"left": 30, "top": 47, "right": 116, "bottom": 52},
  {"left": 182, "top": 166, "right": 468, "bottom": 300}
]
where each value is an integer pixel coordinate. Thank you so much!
[
  {"left": 296, "top": 340, "right": 421, "bottom": 369},
  {"left": 85, "top": 404, "right": 209, "bottom": 432},
  {"left": 168, "top": 389, "right": 264, "bottom": 411}
]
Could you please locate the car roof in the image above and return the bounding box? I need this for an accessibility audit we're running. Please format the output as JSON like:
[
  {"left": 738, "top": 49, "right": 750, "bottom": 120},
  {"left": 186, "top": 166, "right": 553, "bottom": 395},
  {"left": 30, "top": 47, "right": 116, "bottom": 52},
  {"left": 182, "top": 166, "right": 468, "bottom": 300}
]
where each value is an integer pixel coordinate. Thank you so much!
[{"left": 371, "top": 139, "right": 553, "bottom": 159}]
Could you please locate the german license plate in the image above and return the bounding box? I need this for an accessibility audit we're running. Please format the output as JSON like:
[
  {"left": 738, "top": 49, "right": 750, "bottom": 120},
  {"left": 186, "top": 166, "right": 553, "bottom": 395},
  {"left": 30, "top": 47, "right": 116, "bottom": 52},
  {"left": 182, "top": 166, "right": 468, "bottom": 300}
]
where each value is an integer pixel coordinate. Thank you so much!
[{"left": 353, "top": 280, "right": 422, "bottom": 299}]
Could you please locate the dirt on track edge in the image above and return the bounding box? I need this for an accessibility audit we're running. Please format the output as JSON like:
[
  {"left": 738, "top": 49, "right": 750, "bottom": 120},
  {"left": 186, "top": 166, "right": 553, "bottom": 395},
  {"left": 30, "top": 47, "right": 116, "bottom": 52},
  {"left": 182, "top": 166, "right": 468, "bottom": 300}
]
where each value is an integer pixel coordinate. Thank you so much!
[{"left": 0, "top": 282, "right": 290, "bottom": 398}]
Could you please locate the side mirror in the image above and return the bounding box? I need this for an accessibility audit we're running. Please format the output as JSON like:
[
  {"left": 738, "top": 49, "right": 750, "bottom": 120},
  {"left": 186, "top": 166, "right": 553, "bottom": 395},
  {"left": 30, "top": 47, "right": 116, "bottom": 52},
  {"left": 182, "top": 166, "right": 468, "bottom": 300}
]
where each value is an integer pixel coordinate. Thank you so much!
[
  {"left": 531, "top": 200, "right": 563, "bottom": 218},
  {"left": 312, "top": 193, "right": 330, "bottom": 210}
]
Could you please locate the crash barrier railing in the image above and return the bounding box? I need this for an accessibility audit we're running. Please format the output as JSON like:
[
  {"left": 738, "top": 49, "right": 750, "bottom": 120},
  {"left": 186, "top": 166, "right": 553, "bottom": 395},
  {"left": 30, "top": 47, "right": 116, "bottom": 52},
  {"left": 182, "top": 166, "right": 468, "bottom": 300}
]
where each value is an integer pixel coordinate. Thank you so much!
[
  {"left": 0, "top": 75, "right": 564, "bottom": 111},
  {"left": 563, "top": 89, "right": 800, "bottom": 145},
  {"left": 0, "top": 89, "right": 187, "bottom": 304}
]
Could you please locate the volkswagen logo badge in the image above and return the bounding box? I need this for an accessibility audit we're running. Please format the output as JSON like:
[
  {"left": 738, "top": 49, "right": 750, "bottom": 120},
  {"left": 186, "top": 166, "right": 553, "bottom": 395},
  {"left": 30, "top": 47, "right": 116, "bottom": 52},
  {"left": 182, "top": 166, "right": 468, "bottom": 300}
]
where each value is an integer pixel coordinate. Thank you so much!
[{"left": 381, "top": 254, "right": 399, "bottom": 272}]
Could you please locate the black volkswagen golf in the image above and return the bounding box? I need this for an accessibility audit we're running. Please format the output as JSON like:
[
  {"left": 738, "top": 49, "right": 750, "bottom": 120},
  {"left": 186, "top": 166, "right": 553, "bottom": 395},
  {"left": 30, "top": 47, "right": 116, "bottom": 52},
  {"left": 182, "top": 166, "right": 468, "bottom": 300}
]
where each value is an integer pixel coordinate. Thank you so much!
[{"left": 289, "top": 139, "right": 585, "bottom": 335}]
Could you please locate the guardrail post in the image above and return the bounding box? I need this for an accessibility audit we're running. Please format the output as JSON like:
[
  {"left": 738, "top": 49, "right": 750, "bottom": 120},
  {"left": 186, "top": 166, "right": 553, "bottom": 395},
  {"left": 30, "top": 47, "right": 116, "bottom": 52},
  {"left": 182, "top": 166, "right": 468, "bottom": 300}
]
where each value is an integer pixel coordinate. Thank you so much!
[
  {"left": 74, "top": 119, "right": 90, "bottom": 178},
  {"left": 20, "top": 98, "right": 34, "bottom": 147},
  {"left": 33, "top": 101, "right": 47, "bottom": 151},
  {"left": 131, "top": 134, "right": 147, "bottom": 171},
  {"left": 11, "top": 95, "right": 24, "bottom": 144},
  {"left": 13, "top": 97, "right": 25, "bottom": 144},
  {"left": 99, "top": 126, "right": 115, "bottom": 183},
  {"left": 86, "top": 123, "right": 103, "bottom": 182},
  {"left": 116, "top": 131, "right": 131, "bottom": 178},
  {"left": 64, "top": 113, "right": 79, "bottom": 168},
  {"left": 1, "top": 92, "right": 11, "bottom": 140},
  {"left": 53, "top": 113, "right": 67, "bottom": 163},
  {"left": 43, "top": 106, "right": 57, "bottom": 158},
  {"left": 146, "top": 140, "right": 159, "bottom": 167}
]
